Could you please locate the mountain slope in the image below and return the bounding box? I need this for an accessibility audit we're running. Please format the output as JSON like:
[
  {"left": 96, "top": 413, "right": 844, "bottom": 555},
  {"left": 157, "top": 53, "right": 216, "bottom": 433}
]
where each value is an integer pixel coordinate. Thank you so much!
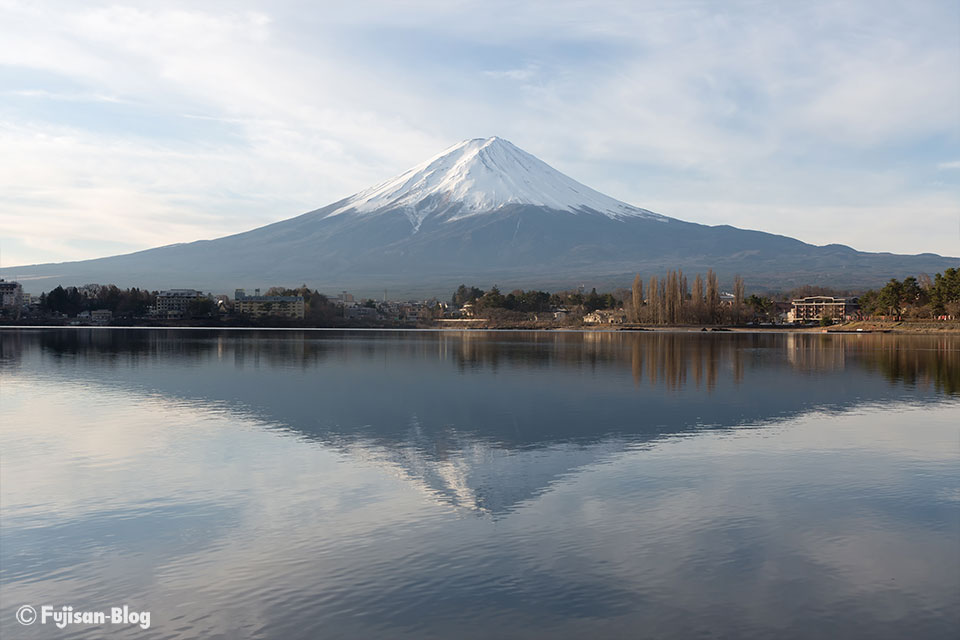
[{"left": 5, "top": 137, "right": 957, "bottom": 294}]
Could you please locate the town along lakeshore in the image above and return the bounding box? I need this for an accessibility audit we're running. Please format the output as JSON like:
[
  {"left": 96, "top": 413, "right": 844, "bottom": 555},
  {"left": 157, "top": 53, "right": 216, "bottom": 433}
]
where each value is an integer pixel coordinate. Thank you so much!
[{"left": 3, "top": 269, "right": 959, "bottom": 332}]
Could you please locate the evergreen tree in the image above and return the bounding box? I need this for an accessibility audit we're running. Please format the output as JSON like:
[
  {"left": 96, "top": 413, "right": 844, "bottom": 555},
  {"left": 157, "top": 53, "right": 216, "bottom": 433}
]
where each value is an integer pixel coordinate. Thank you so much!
[{"left": 878, "top": 278, "right": 905, "bottom": 319}]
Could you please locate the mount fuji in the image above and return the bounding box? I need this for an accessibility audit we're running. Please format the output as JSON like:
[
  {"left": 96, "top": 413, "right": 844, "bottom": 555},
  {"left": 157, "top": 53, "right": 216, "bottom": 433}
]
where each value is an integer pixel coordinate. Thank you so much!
[{"left": 6, "top": 136, "right": 957, "bottom": 294}]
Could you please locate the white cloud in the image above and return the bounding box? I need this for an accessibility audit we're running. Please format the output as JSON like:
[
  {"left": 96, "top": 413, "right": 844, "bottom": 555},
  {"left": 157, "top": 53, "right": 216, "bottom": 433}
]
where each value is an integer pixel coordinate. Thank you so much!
[
  {"left": 484, "top": 65, "right": 540, "bottom": 82},
  {"left": 0, "top": 0, "right": 957, "bottom": 265}
]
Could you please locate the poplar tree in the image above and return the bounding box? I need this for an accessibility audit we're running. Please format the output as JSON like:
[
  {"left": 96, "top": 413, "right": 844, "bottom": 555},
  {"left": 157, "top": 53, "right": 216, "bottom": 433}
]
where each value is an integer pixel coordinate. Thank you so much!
[
  {"left": 648, "top": 276, "right": 660, "bottom": 324},
  {"left": 664, "top": 271, "right": 677, "bottom": 324},
  {"left": 631, "top": 274, "right": 643, "bottom": 323},
  {"left": 679, "top": 271, "right": 688, "bottom": 323},
  {"left": 733, "top": 275, "right": 745, "bottom": 324},
  {"left": 706, "top": 269, "right": 720, "bottom": 324},
  {"left": 657, "top": 277, "right": 667, "bottom": 324},
  {"left": 692, "top": 274, "right": 705, "bottom": 324}
]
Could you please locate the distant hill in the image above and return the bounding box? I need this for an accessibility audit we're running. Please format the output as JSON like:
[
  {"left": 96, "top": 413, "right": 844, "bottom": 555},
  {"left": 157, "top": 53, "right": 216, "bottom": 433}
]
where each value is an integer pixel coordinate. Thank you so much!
[{"left": 5, "top": 136, "right": 956, "bottom": 295}]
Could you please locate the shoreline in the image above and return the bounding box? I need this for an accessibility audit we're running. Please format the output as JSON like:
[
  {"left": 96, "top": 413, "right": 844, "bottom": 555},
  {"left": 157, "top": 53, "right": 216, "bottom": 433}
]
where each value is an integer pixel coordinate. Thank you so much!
[{"left": 3, "top": 321, "right": 959, "bottom": 335}]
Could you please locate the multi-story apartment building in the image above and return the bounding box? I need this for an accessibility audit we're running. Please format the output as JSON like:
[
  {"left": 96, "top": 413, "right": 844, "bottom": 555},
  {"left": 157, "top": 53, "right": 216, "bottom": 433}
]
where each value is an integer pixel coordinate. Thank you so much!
[
  {"left": 0, "top": 279, "right": 23, "bottom": 308},
  {"left": 788, "top": 296, "right": 858, "bottom": 322},
  {"left": 155, "top": 289, "right": 204, "bottom": 318},
  {"left": 234, "top": 289, "right": 305, "bottom": 319}
]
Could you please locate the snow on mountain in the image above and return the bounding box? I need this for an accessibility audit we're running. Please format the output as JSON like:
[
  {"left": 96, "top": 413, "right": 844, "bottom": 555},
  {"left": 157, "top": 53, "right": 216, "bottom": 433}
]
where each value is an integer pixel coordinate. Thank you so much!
[{"left": 327, "top": 136, "right": 666, "bottom": 230}]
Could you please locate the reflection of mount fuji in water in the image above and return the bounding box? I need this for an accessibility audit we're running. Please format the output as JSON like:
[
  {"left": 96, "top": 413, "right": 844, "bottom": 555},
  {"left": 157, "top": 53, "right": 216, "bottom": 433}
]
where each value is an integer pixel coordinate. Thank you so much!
[
  {"left": 5, "top": 330, "right": 957, "bottom": 516},
  {"left": 343, "top": 424, "right": 632, "bottom": 516}
]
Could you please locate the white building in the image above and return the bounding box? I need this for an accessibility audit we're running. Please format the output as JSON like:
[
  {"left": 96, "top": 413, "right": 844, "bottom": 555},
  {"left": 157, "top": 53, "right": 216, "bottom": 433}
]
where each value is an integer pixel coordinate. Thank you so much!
[{"left": 156, "top": 289, "right": 204, "bottom": 318}]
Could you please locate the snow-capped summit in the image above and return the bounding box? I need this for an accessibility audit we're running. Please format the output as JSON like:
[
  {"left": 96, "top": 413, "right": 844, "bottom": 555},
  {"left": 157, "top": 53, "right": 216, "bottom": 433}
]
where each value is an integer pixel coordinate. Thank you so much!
[{"left": 327, "top": 136, "right": 664, "bottom": 228}]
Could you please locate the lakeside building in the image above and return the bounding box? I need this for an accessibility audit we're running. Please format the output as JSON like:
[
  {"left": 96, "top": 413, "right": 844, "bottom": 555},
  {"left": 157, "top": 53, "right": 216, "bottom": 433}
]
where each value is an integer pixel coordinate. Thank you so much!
[
  {"left": 91, "top": 309, "right": 113, "bottom": 325},
  {"left": 234, "top": 288, "right": 305, "bottom": 319},
  {"left": 156, "top": 289, "right": 204, "bottom": 318},
  {"left": 345, "top": 306, "right": 378, "bottom": 321},
  {"left": 788, "top": 296, "right": 858, "bottom": 323},
  {"left": 0, "top": 279, "right": 23, "bottom": 308},
  {"left": 583, "top": 309, "right": 626, "bottom": 324},
  {"left": 376, "top": 301, "right": 427, "bottom": 322}
]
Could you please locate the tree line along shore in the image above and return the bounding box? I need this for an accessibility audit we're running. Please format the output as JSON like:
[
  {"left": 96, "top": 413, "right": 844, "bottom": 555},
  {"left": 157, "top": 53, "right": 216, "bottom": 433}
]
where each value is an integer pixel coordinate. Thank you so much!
[{"left": 2, "top": 268, "right": 958, "bottom": 333}]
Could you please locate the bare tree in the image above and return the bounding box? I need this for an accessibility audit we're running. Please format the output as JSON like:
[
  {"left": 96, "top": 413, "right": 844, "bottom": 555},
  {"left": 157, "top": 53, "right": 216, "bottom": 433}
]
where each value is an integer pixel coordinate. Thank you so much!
[
  {"left": 657, "top": 277, "right": 667, "bottom": 324},
  {"left": 706, "top": 269, "right": 720, "bottom": 324},
  {"left": 733, "top": 275, "right": 745, "bottom": 324},
  {"left": 631, "top": 274, "right": 643, "bottom": 323},
  {"left": 648, "top": 276, "right": 660, "bottom": 324},
  {"left": 664, "top": 271, "right": 676, "bottom": 324},
  {"left": 692, "top": 273, "right": 704, "bottom": 324},
  {"left": 679, "top": 270, "right": 688, "bottom": 322}
]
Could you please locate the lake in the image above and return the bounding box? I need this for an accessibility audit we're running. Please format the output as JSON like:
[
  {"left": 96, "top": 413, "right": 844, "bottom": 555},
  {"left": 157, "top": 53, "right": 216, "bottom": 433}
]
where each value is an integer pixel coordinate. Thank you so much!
[{"left": 1, "top": 328, "right": 958, "bottom": 639}]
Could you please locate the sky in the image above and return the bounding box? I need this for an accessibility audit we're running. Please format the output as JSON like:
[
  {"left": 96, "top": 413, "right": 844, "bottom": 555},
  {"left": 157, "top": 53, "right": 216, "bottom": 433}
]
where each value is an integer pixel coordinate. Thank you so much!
[{"left": 1, "top": 0, "right": 958, "bottom": 267}]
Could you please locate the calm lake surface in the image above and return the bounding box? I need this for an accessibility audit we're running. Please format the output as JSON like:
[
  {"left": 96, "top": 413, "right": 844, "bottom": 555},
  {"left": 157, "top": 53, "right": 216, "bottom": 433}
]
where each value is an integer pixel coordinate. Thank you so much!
[{"left": 1, "top": 328, "right": 958, "bottom": 639}]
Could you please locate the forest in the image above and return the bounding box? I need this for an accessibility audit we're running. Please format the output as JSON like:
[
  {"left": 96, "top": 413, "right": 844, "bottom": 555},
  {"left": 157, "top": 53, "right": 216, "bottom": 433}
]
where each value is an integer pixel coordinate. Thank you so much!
[
  {"left": 453, "top": 270, "right": 752, "bottom": 325},
  {"left": 856, "top": 268, "right": 960, "bottom": 320}
]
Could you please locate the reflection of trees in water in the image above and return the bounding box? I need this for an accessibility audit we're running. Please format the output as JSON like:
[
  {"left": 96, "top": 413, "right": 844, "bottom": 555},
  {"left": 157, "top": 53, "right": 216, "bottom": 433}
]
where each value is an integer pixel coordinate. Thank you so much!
[
  {"left": 637, "top": 334, "right": 695, "bottom": 390},
  {"left": 785, "top": 333, "right": 959, "bottom": 395},
  {"left": 478, "top": 332, "right": 746, "bottom": 392},
  {"left": 844, "top": 335, "right": 960, "bottom": 395},
  {"left": 448, "top": 331, "right": 734, "bottom": 391},
  {"left": 32, "top": 329, "right": 334, "bottom": 371},
  {"left": 8, "top": 328, "right": 960, "bottom": 395}
]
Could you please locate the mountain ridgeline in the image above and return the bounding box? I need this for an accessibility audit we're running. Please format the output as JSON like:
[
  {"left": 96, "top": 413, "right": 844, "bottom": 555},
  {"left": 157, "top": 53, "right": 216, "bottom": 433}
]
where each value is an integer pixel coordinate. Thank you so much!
[{"left": 6, "top": 137, "right": 956, "bottom": 295}]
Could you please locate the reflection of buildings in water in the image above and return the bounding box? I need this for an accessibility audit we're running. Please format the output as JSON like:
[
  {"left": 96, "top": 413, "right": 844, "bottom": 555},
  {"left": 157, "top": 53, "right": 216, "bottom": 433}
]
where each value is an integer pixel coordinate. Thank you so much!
[
  {"left": 0, "top": 328, "right": 23, "bottom": 364},
  {"left": 231, "top": 333, "right": 308, "bottom": 369},
  {"left": 786, "top": 333, "right": 846, "bottom": 372}
]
